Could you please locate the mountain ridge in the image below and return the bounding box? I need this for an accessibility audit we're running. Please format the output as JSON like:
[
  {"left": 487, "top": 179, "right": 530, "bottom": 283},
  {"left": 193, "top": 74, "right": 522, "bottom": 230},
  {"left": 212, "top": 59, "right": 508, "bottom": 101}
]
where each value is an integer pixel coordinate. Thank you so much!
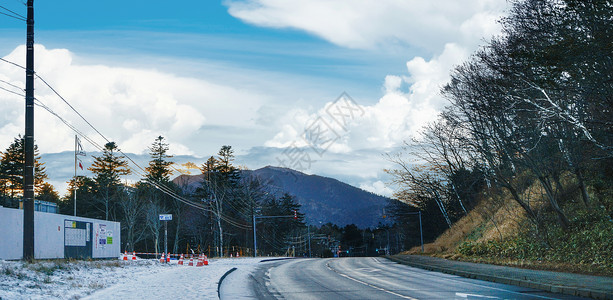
[{"left": 173, "top": 165, "right": 390, "bottom": 228}]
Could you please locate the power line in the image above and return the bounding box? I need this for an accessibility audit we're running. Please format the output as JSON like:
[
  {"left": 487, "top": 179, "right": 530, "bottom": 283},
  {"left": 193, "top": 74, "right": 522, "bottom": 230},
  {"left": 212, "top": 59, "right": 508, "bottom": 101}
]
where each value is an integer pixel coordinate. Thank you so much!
[
  {"left": 0, "top": 85, "right": 24, "bottom": 97},
  {"left": 0, "top": 79, "right": 24, "bottom": 92},
  {"left": 0, "top": 4, "right": 25, "bottom": 19},
  {"left": 0, "top": 57, "right": 27, "bottom": 70},
  {"left": 0, "top": 56, "right": 252, "bottom": 230},
  {"left": 0, "top": 11, "right": 25, "bottom": 21}
]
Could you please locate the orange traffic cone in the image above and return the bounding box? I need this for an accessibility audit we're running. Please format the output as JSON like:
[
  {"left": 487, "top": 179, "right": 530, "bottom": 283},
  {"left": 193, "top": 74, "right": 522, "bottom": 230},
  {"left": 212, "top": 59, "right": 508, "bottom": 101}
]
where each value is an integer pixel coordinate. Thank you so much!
[
  {"left": 123, "top": 251, "right": 128, "bottom": 261},
  {"left": 132, "top": 251, "right": 137, "bottom": 261},
  {"left": 188, "top": 255, "right": 194, "bottom": 266},
  {"left": 166, "top": 253, "right": 171, "bottom": 263},
  {"left": 178, "top": 254, "right": 184, "bottom": 265},
  {"left": 203, "top": 255, "right": 209, "bottom": 266},
  {"left": 159, "top": 253, "right": 165, "bottom": 263}
]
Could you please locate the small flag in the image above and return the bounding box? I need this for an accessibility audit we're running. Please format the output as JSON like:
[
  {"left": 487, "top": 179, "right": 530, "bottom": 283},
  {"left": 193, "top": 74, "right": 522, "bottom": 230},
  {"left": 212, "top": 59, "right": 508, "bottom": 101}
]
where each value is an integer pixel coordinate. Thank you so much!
[
  {"left": 76, "top": 137, "right": 86, "bottom": 156},
  {"left": 77, "top": 158, "right": 84, "bottom": 170}
]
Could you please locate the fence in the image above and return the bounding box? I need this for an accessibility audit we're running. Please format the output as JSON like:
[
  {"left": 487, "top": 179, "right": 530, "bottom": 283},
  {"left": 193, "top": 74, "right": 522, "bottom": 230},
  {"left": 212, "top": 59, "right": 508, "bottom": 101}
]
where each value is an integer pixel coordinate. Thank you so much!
[{"left": 0, "top": 206, "right": 121, "bottom": 260}]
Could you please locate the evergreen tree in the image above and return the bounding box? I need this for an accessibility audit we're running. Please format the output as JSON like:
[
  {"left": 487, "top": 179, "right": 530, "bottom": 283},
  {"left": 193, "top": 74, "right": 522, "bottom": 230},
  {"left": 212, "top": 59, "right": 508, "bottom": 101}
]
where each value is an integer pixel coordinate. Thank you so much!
[
  {"left": 89, "top": 142, "right": 131, "bottom": 220},
  {"left": 0, "top": 135, "right": 47, "bottom": 206},
  {"left": 60, "top": 176, "right": 97, "bottom": 217},
  {"left": 36, "top": 182, "right": 59, "bottom": 203},
  {"left": 145, "top": 136, "right": 173, "bottom": 183}
]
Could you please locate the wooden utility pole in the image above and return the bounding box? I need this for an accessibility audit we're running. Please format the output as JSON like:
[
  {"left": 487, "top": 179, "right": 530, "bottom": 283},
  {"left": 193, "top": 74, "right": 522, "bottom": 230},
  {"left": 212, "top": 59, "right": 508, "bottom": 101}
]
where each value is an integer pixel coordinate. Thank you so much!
[{"left": 23, "top": 0, "right": 35, "bottom": 260}]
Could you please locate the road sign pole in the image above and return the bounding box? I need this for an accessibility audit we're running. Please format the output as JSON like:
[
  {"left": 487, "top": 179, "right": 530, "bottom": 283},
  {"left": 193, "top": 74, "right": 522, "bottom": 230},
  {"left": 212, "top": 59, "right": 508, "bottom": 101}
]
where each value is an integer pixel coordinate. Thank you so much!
[{"left": 159, "top": 214, "right": 172, "bottom": 262}]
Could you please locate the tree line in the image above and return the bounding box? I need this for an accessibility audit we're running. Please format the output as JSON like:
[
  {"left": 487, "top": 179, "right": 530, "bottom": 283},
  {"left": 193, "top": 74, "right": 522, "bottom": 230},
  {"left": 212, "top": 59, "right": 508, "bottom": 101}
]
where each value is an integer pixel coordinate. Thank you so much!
[
  {"left": 387, "top": 0, "right": 612, "bottom": 247},
  {"left": 0, "top": 134, "right": 423, "bottom": 257},
  {"left": 0, "top": 135, "right": 310, "bottom": 256}
]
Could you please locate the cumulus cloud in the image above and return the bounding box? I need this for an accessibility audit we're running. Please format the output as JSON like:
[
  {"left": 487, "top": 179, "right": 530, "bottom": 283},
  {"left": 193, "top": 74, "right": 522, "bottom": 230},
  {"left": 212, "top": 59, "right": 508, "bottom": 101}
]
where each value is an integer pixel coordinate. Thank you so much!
[
  {"left": 226, "top": 0, "right": 506, "bottom": 51},
  {"left": 0, "top": 45, "right": 266, "bottom": 155},
  {"left": 242, "top": 0, "right": 505, "bottom": 157},
  {"left": 264, "top": 43, "right": 470, "bottom": 153},
  {"left": 360, "top": 180, "right": 394, "bottom": 197}
]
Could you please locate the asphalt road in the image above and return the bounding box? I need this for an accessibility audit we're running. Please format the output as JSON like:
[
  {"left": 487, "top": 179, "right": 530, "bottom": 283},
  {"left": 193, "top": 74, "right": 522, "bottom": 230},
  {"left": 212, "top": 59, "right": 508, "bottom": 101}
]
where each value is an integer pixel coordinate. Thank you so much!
[{"left": 250, "top": 257, "right": 589, "bottom": 300}]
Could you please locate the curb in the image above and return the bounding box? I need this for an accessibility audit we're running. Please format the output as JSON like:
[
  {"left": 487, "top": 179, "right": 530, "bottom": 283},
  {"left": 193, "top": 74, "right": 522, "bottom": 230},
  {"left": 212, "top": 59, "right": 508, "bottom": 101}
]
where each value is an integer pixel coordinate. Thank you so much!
[
  {"left": 259, "top": 257, "right": 300, "bottom": 263},
  {"left": 387, "top": 256, "right": 612, "bottom": 300},
  {"left": 217, "top": 267, "right": 237, "bottom": 299}
]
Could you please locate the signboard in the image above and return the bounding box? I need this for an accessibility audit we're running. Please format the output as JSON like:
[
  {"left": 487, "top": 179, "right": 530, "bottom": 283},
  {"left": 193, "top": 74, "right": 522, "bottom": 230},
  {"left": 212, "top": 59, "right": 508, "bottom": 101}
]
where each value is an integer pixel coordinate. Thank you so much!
[
  {"left": 64, "top": 219, "right": 92, "bottom": 259},
  {"left": 159, "top": 214, "right": 172, "bottom": 221}
]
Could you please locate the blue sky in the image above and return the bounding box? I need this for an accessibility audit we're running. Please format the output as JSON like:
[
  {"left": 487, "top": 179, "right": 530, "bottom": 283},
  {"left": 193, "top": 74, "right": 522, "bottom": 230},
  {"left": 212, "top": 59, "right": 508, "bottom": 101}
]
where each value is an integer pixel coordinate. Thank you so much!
[
  {"left": 0, "top": 0, "right": 508, "bottom": 195},
  {"left": 1, "top": 0, "right": 412, "bottom": 100}
]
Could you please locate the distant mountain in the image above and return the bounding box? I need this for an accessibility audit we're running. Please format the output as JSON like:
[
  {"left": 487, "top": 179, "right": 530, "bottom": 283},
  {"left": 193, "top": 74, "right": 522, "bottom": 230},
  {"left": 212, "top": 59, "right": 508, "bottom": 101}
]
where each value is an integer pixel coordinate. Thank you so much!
[{"left": 173, "top": 166, "right": 391, "bottom": 228}]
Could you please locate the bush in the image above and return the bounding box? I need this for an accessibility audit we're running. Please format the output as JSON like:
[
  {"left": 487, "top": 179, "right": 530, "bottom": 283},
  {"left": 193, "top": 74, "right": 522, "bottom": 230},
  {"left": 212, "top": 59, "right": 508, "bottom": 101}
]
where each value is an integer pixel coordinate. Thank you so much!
[{"left": 457, "top": 207, "right": 613, "bottom": 273}]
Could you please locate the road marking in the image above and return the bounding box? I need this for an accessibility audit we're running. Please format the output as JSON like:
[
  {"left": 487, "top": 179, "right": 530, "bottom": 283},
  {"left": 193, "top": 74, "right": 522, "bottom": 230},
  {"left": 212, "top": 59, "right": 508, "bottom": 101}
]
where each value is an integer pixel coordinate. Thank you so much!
[
  {"left": 388, "top": 261, "right": 564, "bottom": 300},
  {"left": 356, "top": 267, "right": 380, "bottom": 273},
  {"left": 456, "top": 293, "right": 500, "bottom": 299},
  {"left": 326, "top": 263, "right": 419, "bottom": 300}
]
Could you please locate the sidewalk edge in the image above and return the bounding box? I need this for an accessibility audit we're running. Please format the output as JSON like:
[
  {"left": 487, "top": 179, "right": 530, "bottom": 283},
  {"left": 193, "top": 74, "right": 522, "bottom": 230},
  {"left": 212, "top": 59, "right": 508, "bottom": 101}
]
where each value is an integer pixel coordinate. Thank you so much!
[{"left": 386, "top": 256, "right": 612, "bottom": 300}]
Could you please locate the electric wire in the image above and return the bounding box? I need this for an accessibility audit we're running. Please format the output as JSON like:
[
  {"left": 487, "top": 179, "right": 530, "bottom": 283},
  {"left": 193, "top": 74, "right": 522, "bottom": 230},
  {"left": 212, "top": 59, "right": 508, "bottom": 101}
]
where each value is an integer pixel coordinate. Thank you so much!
[
  {"left": 0, "top": 11, "right": 25, "bottom": 21},
  {"left": 0, "top": 57, "right": 252, "bottom": 230},
  {"left": 0, "top": 4, "right": 25, "bottom": 19},
  {"left": 0, "top": 85, "right": 24, "bottom": 97},
  {"left": 0, "top": 79, "right": 24, "bottom": 92}
]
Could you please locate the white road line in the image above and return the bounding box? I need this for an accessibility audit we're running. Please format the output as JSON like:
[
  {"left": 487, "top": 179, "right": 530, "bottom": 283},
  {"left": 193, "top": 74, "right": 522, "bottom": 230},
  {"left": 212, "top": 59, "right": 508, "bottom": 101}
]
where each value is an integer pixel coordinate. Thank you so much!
[
  {"left": 326, "top": 262, "right": 419, "bottom": 300},
  {"left": 384, "top": 259, "right": 565, "bottom": 300}
]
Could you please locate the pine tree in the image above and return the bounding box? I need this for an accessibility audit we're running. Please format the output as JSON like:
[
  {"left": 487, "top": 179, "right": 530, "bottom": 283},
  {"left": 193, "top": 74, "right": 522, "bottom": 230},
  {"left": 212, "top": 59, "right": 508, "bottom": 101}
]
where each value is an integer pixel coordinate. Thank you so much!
[
  {"left": 0, "top": 135, "right": 47, "bottom": 200},
  {"left": 145, "top": 136, "right": 173, "bottom": 183},
  {"left": 89, "top": 142, "right": 131, "bottom": 220},
  {"left": 36, "top": 182, "right": 59, "bottom": 203}
]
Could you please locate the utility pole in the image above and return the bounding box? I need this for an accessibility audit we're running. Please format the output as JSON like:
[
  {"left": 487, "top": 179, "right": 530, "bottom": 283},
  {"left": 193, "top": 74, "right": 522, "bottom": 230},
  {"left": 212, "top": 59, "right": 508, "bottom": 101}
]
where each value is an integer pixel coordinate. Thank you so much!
[
  {"left": 74, "top": 135, "right": 77, "bottom": 216},
  {"left": 307, "top": 225, "right": 311, "bottom": 258},
  {"left": 23, "top": 0, "right": 35, "bottom": 261},
  {"left": 252, "top": 213, "right": 257, "bottom": 257},
  {"left": 253, "top": 211, "right": 298, "bottom": 257}
]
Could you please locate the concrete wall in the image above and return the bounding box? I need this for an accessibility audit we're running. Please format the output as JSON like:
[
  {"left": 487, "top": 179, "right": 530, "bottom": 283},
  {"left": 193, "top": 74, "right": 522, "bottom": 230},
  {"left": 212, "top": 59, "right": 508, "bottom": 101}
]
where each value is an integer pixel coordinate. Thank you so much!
[{"left": 0, "top": 206, "right": 121, "bottom": 260}]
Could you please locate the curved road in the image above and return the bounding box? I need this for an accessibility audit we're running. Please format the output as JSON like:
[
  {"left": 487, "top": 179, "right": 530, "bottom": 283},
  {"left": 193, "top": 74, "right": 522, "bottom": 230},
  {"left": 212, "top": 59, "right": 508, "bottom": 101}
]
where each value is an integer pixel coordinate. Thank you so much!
[{"left": 249, "top": 257, "right": 587, "bottom": 299}]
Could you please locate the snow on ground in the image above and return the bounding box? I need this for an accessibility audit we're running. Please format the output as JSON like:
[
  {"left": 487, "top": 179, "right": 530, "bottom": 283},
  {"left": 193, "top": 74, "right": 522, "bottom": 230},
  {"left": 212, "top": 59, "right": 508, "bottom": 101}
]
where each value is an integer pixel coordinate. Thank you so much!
[{"left": 0, "top": 257, "right": 270, "bottom": 300}]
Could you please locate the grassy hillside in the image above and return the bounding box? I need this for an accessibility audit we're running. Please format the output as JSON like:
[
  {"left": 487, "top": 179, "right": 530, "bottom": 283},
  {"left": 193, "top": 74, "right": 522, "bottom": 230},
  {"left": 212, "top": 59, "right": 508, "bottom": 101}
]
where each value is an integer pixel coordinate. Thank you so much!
[{"left": 405, "top": 182, "right": 613, "bottom": 276}]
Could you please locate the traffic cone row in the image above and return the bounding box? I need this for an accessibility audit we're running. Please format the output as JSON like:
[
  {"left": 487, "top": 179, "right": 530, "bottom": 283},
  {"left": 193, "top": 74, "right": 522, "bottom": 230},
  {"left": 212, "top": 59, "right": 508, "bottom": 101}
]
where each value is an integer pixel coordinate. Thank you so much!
[
  {"left": 120, "top": 251, "right": 138, "bottom": 261},
  {"left": 196, "top": 254, "right": 204, "bottom": 267},
  {"left": 175, "top": 254, "right": 208, "bottom": 267}
]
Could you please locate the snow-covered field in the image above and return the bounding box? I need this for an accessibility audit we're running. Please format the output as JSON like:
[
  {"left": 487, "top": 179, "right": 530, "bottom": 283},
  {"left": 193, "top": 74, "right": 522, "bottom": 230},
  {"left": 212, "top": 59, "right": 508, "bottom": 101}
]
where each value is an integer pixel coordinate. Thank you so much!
[{"left": 0, "top": 257, "right": 268, "bottom": 300}]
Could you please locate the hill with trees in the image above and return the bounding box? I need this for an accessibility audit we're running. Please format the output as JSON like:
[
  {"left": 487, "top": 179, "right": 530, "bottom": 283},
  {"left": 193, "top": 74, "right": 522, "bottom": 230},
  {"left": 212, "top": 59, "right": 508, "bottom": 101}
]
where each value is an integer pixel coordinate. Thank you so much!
[
  {"left": 174, "top": 166, "right": 390, "bottom": 228},
  {"left": 385, "top": 0, "right": 612, "bottom": 275}
]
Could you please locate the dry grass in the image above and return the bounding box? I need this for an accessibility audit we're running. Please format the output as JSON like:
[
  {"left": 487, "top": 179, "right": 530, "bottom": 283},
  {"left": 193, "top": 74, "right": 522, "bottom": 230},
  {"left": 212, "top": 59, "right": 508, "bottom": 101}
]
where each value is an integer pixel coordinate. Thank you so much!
[{"left": 404, "top": 188, "right": 530, "bottom": 255}]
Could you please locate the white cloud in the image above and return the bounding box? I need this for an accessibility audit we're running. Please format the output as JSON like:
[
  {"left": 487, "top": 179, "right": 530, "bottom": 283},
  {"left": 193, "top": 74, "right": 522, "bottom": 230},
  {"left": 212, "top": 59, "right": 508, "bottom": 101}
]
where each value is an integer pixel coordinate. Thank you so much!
[
  {"left": 264, "top": 42, "right": 470, "bottom": 153},
  {"left": 0, "top": 45, "right": 268, "bottom": 155},
  {"left": 243, "top": 0, "right": 505, "bottom": 161},
  {"left": 360, "top": 180, "right": 393, "bottom": 197},
  {"left": 226, "top": 0, "right": 506, "bottom": 51}
]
